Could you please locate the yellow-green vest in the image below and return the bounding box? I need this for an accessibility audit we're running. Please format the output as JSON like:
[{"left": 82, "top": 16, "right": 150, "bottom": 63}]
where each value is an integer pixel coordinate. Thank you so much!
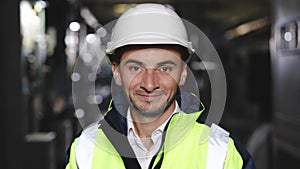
[{"left": 66, "top": 112, "right": 243, "bottom": 169}]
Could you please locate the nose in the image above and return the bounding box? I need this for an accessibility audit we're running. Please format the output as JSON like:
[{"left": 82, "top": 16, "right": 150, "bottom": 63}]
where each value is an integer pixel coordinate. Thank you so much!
[{"left": 140, "top": 68, "right": 159, "bottom": 92}]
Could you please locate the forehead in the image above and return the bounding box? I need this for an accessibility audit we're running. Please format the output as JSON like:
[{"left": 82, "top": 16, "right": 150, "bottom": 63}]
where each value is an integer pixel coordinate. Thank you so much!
[{"left": 120, "top": 46, "right": 182, "bottom": 64}]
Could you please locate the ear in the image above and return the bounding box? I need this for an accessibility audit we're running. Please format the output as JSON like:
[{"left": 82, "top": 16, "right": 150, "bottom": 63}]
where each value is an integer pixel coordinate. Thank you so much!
[
  {"left": 179, "top": 64, "right": 187, "bottom": 86},
  {"left": 112, "top": 62, "right": 122, "bottom": 86}
]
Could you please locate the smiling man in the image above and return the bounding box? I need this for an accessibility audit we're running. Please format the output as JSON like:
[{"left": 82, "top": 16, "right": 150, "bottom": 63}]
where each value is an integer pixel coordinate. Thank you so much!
[
  {"left": 65, "top": 3, "right": 255, "bottom": 169},
  {"left": 112, "top": 45, "right": 188, "bottom": 157},
  {"left": 113, "top": 46, "right": 186, "bottom": 119}
]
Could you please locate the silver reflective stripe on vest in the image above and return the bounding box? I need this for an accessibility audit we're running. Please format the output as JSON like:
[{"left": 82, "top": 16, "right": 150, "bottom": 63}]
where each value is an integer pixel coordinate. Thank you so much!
[
  {"left": 75, "top": 123, "right": 98, "bottom": 169},
  {"left": 206, "top": 123, "right": 230, "bottom": 169}
]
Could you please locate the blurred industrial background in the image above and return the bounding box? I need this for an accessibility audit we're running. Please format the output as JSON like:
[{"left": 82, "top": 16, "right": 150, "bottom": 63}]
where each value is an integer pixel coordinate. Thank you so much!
[{"left": 1, "top": 0, "right": 300, "bottom": 168}]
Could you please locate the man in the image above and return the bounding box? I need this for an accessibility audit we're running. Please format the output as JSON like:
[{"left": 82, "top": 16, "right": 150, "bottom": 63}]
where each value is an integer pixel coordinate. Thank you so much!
[{"left": 65, "top": 3, "right": 255, "bottom": 169}]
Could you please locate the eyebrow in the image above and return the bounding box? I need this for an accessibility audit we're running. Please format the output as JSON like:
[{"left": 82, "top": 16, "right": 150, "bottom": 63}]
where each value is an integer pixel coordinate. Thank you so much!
[
  {"left": 157, "top": 60, "right": 177, "bottom": 66},
  {"left": 124, "top": 59, "right": 177, "bottom": 66},
  {"left": 124, "top": 59, "right": 143, "bottom": 65}
]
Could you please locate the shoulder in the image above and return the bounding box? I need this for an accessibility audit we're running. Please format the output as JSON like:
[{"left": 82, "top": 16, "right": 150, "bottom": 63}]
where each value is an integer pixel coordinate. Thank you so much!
[
  {"left": 195, "top": 110, "right": 255, "bottom": 169},
  {"left": 65, "top": 123, "right": 99, "bottom": 169},
  {"left": 227, "top": 134, "right": 256, "bottom": 169},
  {"left": 212, "top": 124, "right": 255, "bottom": 169},
  {"left": 196, "top": 122, "right": 255, "bottom": 169}
]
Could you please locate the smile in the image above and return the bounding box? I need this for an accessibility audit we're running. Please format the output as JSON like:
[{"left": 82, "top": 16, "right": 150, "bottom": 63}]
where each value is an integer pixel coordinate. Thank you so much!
[{"left": 136, "top": 93, "right": 164, "bottom": 101}]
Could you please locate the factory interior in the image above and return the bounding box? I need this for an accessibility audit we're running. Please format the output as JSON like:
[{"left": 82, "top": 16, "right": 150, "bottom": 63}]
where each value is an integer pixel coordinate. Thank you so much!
[{"left": 1, "top": 0, "right": 300, "bottom": 168}]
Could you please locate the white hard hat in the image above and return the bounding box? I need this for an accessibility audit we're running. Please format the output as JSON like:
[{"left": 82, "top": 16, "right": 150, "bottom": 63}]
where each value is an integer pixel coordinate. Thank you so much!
[{"left": 105, "top": 3, "right": 194, "bottom": 55}]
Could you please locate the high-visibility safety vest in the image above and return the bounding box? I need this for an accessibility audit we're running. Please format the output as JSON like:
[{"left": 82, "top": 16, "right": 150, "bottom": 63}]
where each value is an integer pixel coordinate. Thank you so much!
[{"left": 65, "top": 94, "right": 254, "bottom": 169}]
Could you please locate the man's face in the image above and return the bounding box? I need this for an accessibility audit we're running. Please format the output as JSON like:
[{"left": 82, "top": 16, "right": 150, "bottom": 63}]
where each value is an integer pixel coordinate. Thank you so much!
[{"left": 112, "top": 46, "right": 187, "bottom": 118}]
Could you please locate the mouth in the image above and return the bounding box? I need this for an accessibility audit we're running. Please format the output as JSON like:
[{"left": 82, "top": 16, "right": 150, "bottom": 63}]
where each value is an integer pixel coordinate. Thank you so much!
[{"left": 136, "top": 92, "right": 164, "bottom": 102}]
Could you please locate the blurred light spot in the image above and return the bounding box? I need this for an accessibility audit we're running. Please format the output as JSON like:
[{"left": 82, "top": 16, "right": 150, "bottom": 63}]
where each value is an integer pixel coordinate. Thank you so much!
[
  {"left": 236, "top": 25, "right": 251, "bottom": 36},
  {"left": 25, "top": 132, "right": 56, "bottom": 142},
  {"left": 80, "top": 8, "right": 90, "bottom": 18},
  {"left": 96, "top": 27, "right": 107, "bottom": 38},
  {"left": 82, "top": 53, "right": 93, "bottom": 63},
  {"left": 80, "top": 7, "right": 100, "bottom": 29},
  {"left": 34, "top": 1, "right": 47, "bottom": 13},
  {"left": 64, "top": 34, "right": 79, "bottom": 46},
  {"left": 97, "top": 85, "right": 111, "bottom": 98},
  {"left": 284, "top": 32, "right": 292, "bottom": 42},
  {"left": 34, "top": 4, "right": 43, "bottom": 13},
  {"left": 88, "top": 73, "right": 97, "bottom": 81},
  {"left": 71, "top": 72, "right": 81, "bottom": 82},
  {"left": 87, "top": 95, "right": 103, "bottom": 104},
  {"left": 86, "top": 34, "right": 98, "bottom": 44},
  {"left": 225, "top": 17, "right": 270, "bottom": 40},
  {"left": 69, "top": 22, "right": 80, "bottom": 32},
  {"left": 75, "top": 109, "right": 85, "bottom": 118}
]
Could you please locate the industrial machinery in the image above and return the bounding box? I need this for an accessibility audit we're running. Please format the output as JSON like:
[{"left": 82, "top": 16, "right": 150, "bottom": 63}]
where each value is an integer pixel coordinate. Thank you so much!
[{"left": 270, "top": 0, "right": 300, "bottom": 167}]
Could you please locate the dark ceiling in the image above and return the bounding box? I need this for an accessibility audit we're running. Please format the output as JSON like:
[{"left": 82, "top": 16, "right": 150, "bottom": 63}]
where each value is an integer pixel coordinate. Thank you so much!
[
  {"left": 68, "top": 0, "right": 271, "bottom": 55},
  {"left": 68, "top": 0, "right": 271, "bottom": 54},
  {"left": 78, "top": 0, "right": 271, "bottom": 34}
]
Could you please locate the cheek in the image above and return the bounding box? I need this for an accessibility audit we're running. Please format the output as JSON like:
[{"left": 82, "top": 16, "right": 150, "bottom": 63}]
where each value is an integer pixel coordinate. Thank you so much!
[
  {"left": 122, "top": 73, "right": 141, "bottom": 90},
  {"left": 159, "top": 76, "right": 179, "bottom": 90},
  {"left": 163, "top": 71, "right": 181, "bottom": 83},
  {"left": 163, "top": 70, "right": 183, "bottom": 84}
]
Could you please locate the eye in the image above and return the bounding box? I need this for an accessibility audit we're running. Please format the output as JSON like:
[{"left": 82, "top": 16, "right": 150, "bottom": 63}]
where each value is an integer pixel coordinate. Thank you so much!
[
  {"left": 129, "top": 65, "right": 142, "bottom": 72},
  {"left": 158, "top": 66, "right": 172, "bottom": 73}
]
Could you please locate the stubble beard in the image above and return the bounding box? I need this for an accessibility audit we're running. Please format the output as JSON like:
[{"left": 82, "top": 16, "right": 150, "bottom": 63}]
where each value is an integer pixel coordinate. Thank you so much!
[{"left": 129, "top": 94, "right": 176, "bottom": 122}]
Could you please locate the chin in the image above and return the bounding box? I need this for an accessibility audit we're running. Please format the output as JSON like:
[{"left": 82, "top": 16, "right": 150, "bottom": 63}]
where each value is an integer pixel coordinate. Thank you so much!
[{"left": 135, "top": 104, "right": 168, "bottom": 116}]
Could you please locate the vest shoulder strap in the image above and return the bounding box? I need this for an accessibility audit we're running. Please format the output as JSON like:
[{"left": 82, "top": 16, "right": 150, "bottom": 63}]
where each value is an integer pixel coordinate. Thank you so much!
[
  {"left": 75, "top": 124, "right": 98, "bottom": 169},
  {"left": 206, "top": 123, "right": 230, "bottom": 169}
]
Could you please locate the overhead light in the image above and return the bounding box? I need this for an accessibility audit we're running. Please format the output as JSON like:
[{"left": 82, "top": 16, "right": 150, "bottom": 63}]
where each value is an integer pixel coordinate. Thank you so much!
[
  {"left": 34, "top": 1, "right": 47, "bottom": 13},
  {"left": 225, "top": 17, "right": 270, "bottom": 40},
  {"left": 85, "top": 34, "right": 97, "bottom": 44},
  {"left": 69, "top": 21, "right": 80, "bottom": 32},
  {"left": 80, "top": 7, "right": 100, "bottom": 29}
]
